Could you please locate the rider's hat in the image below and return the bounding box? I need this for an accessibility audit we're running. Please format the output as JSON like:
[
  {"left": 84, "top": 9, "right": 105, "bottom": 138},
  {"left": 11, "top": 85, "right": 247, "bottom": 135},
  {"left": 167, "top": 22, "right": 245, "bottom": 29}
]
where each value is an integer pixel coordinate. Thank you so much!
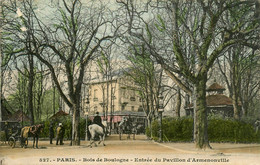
[{"left": 59, "top": 123, "right": 62, "bottom": 126}]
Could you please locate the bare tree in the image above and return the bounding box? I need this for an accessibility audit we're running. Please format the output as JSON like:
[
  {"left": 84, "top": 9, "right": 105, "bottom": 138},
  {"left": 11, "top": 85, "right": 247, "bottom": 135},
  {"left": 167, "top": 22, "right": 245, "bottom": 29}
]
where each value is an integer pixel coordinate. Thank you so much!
[
  {"left": 2, "top": 0, "right": 119, "bottom": 145},
  {"left": 117, "top": 0, "right": 259, "bottom": 149},
  {"left": 123, "top": 44, "right": 164, "bottom": 137},
  {"left": 217, "top": 47, "right": 260, "bottom": 119}
]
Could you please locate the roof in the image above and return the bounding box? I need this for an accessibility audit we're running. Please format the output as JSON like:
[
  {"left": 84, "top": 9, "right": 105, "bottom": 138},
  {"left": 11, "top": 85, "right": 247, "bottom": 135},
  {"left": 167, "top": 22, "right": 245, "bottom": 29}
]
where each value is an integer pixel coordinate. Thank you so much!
[
  {"left": 186, "top": 94, "right": 236, "bottom": 109},
  {"left": 88, "top": 68, "right": 131, "bottom": 85},
  {"left": 50, "top": 110, "right": 69, "bottom": 119},
  {"left": 8, "top": 110, "right": 31, "bottom": 122},
  {"left": 207, "top": 82, "right": 226, "bottom": 91},
  {"left": 206, "top": 94, "right": 232, "bottom": 106}
]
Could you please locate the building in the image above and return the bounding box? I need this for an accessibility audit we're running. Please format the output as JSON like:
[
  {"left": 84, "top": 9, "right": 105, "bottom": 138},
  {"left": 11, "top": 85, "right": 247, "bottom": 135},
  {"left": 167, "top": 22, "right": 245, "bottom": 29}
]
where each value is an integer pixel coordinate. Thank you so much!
[
  {"left": 84, "top": 72, "right": 146, "bottom": 133},
  {"left": 185, "top": 82, "right": 238, "bottom": 118}
]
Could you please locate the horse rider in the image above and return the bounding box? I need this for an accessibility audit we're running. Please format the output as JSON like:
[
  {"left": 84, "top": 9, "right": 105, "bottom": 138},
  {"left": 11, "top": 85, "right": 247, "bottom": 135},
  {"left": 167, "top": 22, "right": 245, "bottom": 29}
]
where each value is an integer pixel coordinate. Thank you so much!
[
  {"left": 49, "top": 122, "right": 54, "bottom": 144},
  {"left": 93, "top": 112, "right": 105, "bottom": 132},
  {"left": 56, "top": 123, "right": 65, "bottom": 145}
]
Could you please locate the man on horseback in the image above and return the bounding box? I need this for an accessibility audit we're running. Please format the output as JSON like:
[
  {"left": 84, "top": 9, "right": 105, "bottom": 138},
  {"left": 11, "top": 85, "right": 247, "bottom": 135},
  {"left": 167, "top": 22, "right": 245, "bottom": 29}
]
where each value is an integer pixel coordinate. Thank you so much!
[{"left": 93, "top": 112, "right": 105, "bottom": 132}]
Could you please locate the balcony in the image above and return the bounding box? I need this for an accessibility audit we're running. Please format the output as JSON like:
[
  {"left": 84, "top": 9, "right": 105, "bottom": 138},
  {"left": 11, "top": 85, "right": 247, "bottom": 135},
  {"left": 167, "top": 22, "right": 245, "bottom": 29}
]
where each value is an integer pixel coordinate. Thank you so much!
[{"left": 93, "top": 98, "right": 98, "bottom": 102}]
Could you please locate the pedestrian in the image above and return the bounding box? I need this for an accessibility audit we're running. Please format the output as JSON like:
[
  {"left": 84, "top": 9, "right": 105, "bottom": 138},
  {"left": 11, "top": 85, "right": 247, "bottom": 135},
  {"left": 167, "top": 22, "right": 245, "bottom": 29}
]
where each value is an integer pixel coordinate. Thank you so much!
[
  {"left": 49, "top": 122, "right": 54, "bottom": 144},
  {"left": 56, "top": 123, "right": 64, "bottom": 145},
  {"left": 4, "top": 122, "right": 9, "bottom": 144}
]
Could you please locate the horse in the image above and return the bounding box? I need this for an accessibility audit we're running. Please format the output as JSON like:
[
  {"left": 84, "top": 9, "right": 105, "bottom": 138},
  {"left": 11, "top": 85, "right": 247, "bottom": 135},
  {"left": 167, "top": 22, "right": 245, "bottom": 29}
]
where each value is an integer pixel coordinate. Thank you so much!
[
  {"left": 118, "top": 116, "right": 135, "bottom": 140},
  {"left": 88, "top": 122, "right": 106, "bottom": 148},
  {"left": 20, "top": 124, "right": 44, "bottom": 148}
]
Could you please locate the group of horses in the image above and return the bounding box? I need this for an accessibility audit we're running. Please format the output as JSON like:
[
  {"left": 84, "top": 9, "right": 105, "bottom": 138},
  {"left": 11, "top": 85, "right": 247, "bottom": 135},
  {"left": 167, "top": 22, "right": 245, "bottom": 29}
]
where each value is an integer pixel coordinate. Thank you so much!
[{"left": 13, "top": 116, "right": 142, "bottom": 149}]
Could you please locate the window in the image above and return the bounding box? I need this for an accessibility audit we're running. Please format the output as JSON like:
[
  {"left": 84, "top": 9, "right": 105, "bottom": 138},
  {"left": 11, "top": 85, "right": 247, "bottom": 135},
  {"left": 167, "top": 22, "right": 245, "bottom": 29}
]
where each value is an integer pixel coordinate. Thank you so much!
[
  {"left": 121, "top": 87, "right": 126, "bottom": 98},
  {"left": 112, "top": 87, "right": 116, "bottom": 99},
  {"left": 131, "top": 106, "right": 134, "bottom": 111},
  {"left": 94, "top": 89, "right": 98, "bottom": 101}
]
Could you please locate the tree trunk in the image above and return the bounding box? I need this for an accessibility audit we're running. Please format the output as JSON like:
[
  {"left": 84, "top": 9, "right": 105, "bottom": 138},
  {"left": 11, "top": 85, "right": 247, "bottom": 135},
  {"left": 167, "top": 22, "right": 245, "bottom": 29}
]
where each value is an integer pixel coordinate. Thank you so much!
[
  {"left": 71, "top": 104, "right": 80, "bottom": 145},
  {"left": 175, "top": 87, "right": 181, "bottom": 118},
  {"left": 28, "top": 55, "right": 34, "bottom": 125},
  {"left": 146, "top": 115, "right": 152, "bottom": 138},
  {"left": 194, "top": 73, "right": 211, "bottom": 149},
  {"left": 232, "top": 93, "right": 240, "bottom": 120},
  {"left": 232, "top": 58, "right": 241, "bottom": 120}
]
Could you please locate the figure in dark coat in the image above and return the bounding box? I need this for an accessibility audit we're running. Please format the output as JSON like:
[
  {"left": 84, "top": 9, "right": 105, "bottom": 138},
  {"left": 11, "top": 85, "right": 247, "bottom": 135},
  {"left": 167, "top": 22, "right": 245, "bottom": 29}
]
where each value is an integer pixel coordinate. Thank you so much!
[
  {"left": 4, "top": 122, "right": 9, "bottom": 144},
  {"left": 49, "top": 123, "right": 54, "bottom": 144},
  {"left": 93, "top": 112, "right": 104, "bottom": 130}
]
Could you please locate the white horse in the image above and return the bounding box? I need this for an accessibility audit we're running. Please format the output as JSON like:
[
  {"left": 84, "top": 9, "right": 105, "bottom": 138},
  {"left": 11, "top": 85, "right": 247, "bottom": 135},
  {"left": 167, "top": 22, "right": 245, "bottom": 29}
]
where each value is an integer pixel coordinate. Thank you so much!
[{"left": 88, "top": 121, "right": 107, "bottom": 148}]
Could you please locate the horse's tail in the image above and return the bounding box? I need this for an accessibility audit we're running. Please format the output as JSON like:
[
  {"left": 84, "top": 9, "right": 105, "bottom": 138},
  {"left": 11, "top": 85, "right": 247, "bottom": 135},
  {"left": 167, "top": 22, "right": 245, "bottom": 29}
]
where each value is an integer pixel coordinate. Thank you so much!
[{"left": 88, "top": 125, "right": 92, "bottom": 131}]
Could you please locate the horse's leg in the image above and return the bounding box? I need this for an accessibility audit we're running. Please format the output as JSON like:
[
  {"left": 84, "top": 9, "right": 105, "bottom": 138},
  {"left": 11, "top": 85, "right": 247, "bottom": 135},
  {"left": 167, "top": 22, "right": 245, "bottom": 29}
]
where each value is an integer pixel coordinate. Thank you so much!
[
  {"left": 94, "top": 138, "right": 97, "bottom": 147},
  {"left": 127, "top": 131, "right": 130, "bottom": 140},
  {"left": 88, "top": 134, "right": 95, "bottom": 148},
  {"left": 36, "top": 136, "right": 39, "bottom": 149},
  {"left": 119, "top": 127, "right": 122, "bottom": 140},
  {"left": 89, "top": 138, "right": 95, "bottom": 148},
  {"left": 24, "top": 138, "right": 28, "bottom": 148},
  {"left": 33, "top": 136, "right": 35, "bottom": 148},
  {"left": 102, "top": 134, "right": 106, "bottom": 146},
  {"left": 98, "top": 135, "right": 102, "bottom": 145}
]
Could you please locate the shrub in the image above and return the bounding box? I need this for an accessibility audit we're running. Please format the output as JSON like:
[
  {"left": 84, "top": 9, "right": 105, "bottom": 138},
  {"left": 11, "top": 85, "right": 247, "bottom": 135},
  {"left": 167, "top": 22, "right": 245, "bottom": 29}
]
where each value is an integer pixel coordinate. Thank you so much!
[
  {"left": 39, "top": 117, "right": 90, "bottom": 140},
  {"left": 150, "top": 117, "right": 260, "bottom": 143},
  {"left": 208, "top": 118, "right": 259, "bottom": 143},
  {"left": 0, "top": 131, "right": 6, "bottom": 141}
]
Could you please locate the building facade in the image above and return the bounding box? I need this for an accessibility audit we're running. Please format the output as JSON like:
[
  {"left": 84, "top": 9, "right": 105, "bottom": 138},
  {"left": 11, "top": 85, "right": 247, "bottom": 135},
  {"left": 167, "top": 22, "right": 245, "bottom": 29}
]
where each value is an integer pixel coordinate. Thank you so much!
[{"left": 84, "top": 75, "right": 146, "bottom": 133}]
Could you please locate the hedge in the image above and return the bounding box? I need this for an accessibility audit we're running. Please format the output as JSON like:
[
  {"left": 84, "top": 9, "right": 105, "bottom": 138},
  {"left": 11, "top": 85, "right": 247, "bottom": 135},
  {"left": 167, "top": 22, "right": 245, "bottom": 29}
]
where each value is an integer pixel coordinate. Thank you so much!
[
  {"left": 39, "top": 117, "right": 92, "bottom": 140},
  {"left": 147, "top": 117, "right": 260, "bottom": 143}
]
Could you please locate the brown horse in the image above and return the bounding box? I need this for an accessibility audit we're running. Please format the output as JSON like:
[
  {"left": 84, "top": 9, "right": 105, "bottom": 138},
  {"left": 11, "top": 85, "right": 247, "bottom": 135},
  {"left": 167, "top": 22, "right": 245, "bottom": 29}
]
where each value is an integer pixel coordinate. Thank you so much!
[{"left": 21, "top": 124, "right": 44, "bottom": 148}]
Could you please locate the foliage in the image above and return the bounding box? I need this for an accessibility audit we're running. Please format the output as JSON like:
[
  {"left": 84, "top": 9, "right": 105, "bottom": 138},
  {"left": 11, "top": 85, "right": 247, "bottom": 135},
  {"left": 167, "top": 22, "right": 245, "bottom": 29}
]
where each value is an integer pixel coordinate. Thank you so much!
[
  {"left": 208, "top": 118, "right": 260, "bottom": 143},
  {"left": 148, "top": 117, "right": 260, "bottom": 143},
  {"left": 39, "top": 117, "right": 91, "bottom": 140},
  {"left": 0, "top": 131, "right": 6, "bottom": 141},
  {"left": 40, "top": 88, "right": 60, "bottom": 120}
]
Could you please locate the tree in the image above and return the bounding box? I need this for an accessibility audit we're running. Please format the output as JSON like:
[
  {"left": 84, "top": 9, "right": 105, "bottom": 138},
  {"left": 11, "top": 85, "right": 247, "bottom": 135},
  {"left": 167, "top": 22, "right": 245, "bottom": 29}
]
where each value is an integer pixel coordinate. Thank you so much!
[
  {"left": 117, "top": 0, "right": 259, "bottom": 149},
  {"left": 2, "top": 0, "right": 119, "bottom": 145},
  {"left": 217, "top": 47, "right": 260, "bottom": 119},
  {"left": 124, "top": 44, "right": 164, "bottom": 137},
  {"left": 95, "top": 44, "right": 118, "bottom": 134}
]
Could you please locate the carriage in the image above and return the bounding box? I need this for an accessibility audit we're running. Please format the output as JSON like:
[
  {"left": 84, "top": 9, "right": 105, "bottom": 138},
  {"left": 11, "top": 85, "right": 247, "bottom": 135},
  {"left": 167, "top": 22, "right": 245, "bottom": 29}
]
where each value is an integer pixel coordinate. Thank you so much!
[
  {"left": 8, "top": 124, "right": 43, "bottom": 148},
  {"left": 118, "top": 116, "right": 137, "bottom": 140},
  {"left": 8, "top": 129, "right": 23, "bottom": 148}
]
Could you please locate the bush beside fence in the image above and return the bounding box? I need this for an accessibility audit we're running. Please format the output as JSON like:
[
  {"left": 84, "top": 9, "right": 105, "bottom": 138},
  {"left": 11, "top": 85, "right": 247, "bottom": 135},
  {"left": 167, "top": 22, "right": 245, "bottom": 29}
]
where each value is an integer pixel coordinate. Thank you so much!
[{"left": 146, "top": 117, "right": 260, "bottom": 143}]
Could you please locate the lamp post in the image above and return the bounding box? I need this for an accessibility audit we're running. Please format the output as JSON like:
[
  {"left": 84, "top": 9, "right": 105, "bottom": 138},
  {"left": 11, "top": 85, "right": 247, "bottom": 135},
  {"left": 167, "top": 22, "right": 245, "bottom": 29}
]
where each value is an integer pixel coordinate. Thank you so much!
[
  {"left": 85, "top": 97, "right": 90, "bottom": 141},
  {"left": 158, "top": 93, "right": 164, "bottom": 142}
]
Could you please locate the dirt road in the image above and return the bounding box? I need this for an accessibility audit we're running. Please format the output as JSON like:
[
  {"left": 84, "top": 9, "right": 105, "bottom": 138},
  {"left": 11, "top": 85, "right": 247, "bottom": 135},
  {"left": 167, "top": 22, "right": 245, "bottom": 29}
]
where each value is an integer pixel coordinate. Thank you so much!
[{"left": 0, "top": 135, "right": 259, "bottom": 165}]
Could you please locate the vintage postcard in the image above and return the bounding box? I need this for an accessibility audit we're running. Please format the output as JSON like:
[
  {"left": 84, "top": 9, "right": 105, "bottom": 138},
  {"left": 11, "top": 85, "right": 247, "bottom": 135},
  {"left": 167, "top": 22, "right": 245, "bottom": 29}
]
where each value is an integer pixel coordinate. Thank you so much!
[{"left": 1, "top": 0, "right": 260, "bottom": 164}]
